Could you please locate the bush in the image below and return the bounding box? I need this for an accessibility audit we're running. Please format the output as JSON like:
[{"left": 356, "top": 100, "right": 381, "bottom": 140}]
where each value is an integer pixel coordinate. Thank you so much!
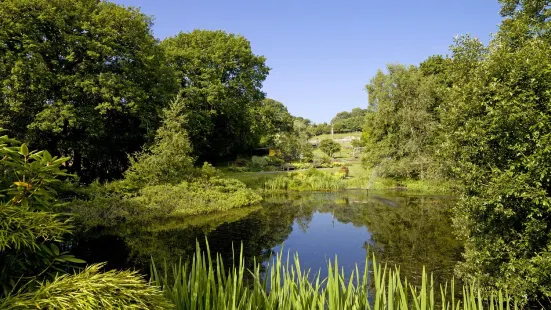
[
  {"left": 313, "top": 155, "right": 332, "bottom": 168},
  {"left": 264, "top": 169, "right": 345, "bottom": 191},
  {"left": 133, "top": 177, "right": 262, "bottom": 216},
  {"left": 247, "top": 156, "right": 269, "bottom": 172},
  {"left": 339, "top": 165, "right": 349, "bottom": 178},
  {"left": 319, "top": 139, "right": 341, "bottom": 157},
  {"left": 292, "top": 162, "right": 313, "bottom": 170}
]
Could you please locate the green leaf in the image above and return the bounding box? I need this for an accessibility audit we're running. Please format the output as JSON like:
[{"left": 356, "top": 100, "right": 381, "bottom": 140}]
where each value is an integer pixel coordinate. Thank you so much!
[
  {"left": 20, "top": 143, "right": 29, "bottom": 156},
  {"left": 51, "top": 243, "right": 60, "bottom": 256}
]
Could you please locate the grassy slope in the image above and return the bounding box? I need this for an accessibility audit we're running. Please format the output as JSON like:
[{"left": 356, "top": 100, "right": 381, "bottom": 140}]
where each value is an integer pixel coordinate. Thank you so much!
[
  {"left": 309, "top": 131, "right": 362, "bottom": 141},
  {"left": 223, "top": 131, "right": 452, "bottom": 193}
]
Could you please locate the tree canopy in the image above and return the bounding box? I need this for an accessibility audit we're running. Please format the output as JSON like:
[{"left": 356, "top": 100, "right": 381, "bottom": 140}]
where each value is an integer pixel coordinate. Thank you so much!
[
  {"left": 319, "top": 139, "right": 341, "bottom": 158},
  {"left": 161, "top": 30, "right": 270, "bottom": 162},
  {"left": 0, "top": 0, "right": 175, "bottom": 182},
  {"left": 331, "top": 108, "right": 367, "bottom": 133}
]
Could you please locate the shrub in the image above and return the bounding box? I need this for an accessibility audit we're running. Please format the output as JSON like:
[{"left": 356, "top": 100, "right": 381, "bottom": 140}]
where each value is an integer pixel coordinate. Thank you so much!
[
  {"left": 0, "top": 131, "right": 169, "bottom": 308},
  {"left": 339, "top": 165, "right": 349, "bottom": 178},
  {"left": 293, "top": 162, "right": 313, "bottom": 170},
  {"left": 125, "top": 95, "right": 196, "bottom": 187},
  {"left": 313, "top": 155, "right": 332, "bottom": 168},
  {"left": 133, "top": 177, "right": 262, "bottom": 216},
  {"left": 319, "top": 139, "right": 341, "bottom": 157},
  {"left": 264, "top": 169, "right": 345, "bottom": 191},
  {"left": 247, "top": 156, "right": 269, "bottom": 172}
]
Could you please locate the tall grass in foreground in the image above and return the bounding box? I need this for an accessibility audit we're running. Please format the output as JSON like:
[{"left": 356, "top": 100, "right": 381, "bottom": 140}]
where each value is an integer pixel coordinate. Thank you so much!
[{"left": 150, "top": 243, "right": 519, "bottom": 310}]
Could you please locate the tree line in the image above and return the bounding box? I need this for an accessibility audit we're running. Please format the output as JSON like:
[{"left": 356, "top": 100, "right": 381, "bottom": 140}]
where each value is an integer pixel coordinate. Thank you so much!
[
  {"left": 0, "top": 0, "right": 278, "bottom": 182},
  {"left": 361, "top": 0, "right": 551, "bottom": 303}
]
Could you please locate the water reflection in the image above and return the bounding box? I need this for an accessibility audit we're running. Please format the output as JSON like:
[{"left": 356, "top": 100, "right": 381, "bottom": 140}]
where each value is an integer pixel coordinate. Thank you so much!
[{"left": 71, "top": 191, "right": 463, "bottom": 287}]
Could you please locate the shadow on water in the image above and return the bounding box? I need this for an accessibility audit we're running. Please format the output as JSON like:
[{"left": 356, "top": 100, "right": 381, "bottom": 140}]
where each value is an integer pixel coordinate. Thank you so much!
[{"left": 70, "top": 190, "right": 463, "bottom": 289}]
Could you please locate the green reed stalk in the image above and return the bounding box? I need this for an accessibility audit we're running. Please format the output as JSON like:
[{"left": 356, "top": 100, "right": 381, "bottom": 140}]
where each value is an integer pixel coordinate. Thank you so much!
[{"left": 150, "top": 242, "right": 520, "bottom": 310}]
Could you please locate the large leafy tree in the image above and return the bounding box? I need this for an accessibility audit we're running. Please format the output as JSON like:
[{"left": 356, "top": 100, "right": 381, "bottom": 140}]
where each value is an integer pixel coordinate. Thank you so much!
[
  {"left": 362, "top": 62, "right": 446, "bottom": 179},
  {"left": 161, "top": 30, "right": 269, "bottom": 162},
  {"left": 252, "top": 98, "right": 294, "bottom": 147},
  {"left": 331, "top": 108, "right": 367, "bottom": 133},
  {"left": 0, "top": 0, "right": 175, "bottom": 182},
  {"left": 443, "top": 1, "right": 551, "bottom": 300}
]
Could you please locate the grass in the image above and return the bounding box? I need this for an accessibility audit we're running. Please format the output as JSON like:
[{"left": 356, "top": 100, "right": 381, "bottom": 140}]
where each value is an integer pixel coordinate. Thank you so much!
[
  {"left": 263, "top": 169, "right": 346, "bottom": 191},
  {"left": 221, "top": 171, "right": 289, "bottom": 189},
  {"left": 310, "top": 131, "right": 363, "bottom": 142},
  {"left": 222, "top": 130, "right": 454, "bottom": 194},
  {"left": 151, "top": 242, "right": 520, "bottom": 310},
  {"left": 224, "top": 163, "right": 454, "bottom": 194}
]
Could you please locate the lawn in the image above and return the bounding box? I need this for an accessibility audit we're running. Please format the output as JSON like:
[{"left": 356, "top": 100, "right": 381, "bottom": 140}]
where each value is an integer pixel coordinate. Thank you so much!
[{"left": 309, "top": 131, "right": 362, "bottom": 142}]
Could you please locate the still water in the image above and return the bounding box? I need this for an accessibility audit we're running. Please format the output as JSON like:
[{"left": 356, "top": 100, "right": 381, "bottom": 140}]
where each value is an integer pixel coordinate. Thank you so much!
[{"left": 71, "top": 191, "right": 462, "bottom": 286}]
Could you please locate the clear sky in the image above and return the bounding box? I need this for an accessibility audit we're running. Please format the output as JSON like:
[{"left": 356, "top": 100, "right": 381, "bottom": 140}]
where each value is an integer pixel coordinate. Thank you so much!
[{"left": 113, "top": 0, "right": 503, "bottom": 123}]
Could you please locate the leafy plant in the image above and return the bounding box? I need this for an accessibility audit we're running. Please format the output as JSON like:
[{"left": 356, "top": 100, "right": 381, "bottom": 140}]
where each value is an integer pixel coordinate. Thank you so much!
[
  {"left": 319, "top": 139, "right": 341, "bottom": 158},
  {"left": 151, "top": 242, "right": 520, "bottom": 310},
  {"left": 132, "top": 177, "right": 262, "bottom": 216},
  {"left": 264, "top": 169, "right": 345, "bottom": 191},
  {"left": 125, "top": 94, "right": 196, "bottom": 188},
  {"left": 0, "top": 131, "right": 169, "bottom": 307}
]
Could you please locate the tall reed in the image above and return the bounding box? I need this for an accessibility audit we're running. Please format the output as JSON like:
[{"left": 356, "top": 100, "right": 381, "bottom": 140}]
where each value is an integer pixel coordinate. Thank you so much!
[{"left": 150, "top": 243, "right": 519, "bottom": 310}]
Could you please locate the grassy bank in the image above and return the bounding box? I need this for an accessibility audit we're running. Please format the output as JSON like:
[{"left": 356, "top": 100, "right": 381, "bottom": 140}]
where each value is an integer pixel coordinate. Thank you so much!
[
  {"left": 223, "top": 163, "right": 455, "bottom": 194},
  {"left": 151, "top": 243, "right": 519, "bottom": 310}
]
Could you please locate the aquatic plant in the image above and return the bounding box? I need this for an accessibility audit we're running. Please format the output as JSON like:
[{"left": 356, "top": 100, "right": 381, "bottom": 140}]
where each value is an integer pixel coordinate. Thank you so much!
[
  {"left": 151, "top": 243, "right": 520, "bottom": 310},
  {"left": 264, "top": 169, "right": 346, "bottom": 191}
]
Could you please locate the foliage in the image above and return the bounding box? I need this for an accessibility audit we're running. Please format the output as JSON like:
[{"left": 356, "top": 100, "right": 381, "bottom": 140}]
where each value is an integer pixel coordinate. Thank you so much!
[
  {"left": 339, "top": 165, "right": 349, "bottom": 178},
  {"left": 273, "top": 132, "right": 313, "bottom": 163},
  {"left": 1, "top": 263, "right": 171, "bottom": 310},
  {"left": 313, "top": 154, "right": 333, "bottom": 168},
  {"left": 252, "top": 98, "right": 294, "bottom": 147},
  {"left": 132, "top": 177, "right": 262, "bottom": 216},
  {"left": 0, "top": 134, "right": 72, "bottom": 209},
  {"left": 264, "top": 169, "right": 345, "bottom": 191},
  {"left": 161, "top": 30, "right": 269, "bottom": 161},
  {"left": 0, "top": 132, "right": 169, "bottom": 308},
  {"left": 306, "top": 122, "right": 332, "bottom": 137},
  {"left": 0, "top": 206, "right": 71, "bottom": 252},
  {"left": 362, "top": 60, "right": 448, "bottom": 180},
  {"left": 319, "top": 139, "right": 341, "bottom": 158},
  {"left": 442, "top": 20, "right": 551, "bottom": 301},
  {"left": 331, "top": 107, "right": 367, "bottom": 133},
  {"left": 0, "top": 132, "right": 84, "bottom": 296},
  {"left": 247, "top": 156, "right": 276, "bottom": 172},
  {"left": 125, "top": 94, "right": 196, "bottom": 187},
  {"left": 151, "top": 242, "right": 519, "bottom": 310},
  {"left": 0, "top": 0, "right": 175, "bottom": 181}
]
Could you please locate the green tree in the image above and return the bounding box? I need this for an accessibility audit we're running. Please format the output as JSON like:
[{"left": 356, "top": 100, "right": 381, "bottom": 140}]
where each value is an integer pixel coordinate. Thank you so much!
[
  {"left": 274, "top": 133, "right": 312, "bottom": 164},
  {"left": 125, "top": 94, "right": 196, "bottom": 187},
  {"left": 331, "top": 108, "right": 367, "bottom": 133},
  {"left": 362, "top": 61, "right": 447, "bottom": 180},
  {"left": 443, "top": 27, "right": 551, "bottom": 302},
  {"left": 161, "top": 30, "right": 269, "bottom": 162},
  {"left": 0, "top": 0, "right": 175, "bottom": 182},
  {"left": 252, "top": 98, "right": 294, "bottom": 147},
  {"left": 319, "top": 139, "right": 341, "bottom": 158}
]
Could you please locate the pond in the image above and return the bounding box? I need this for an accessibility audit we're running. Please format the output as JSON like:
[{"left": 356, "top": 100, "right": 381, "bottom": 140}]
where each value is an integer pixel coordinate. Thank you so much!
[{"left": 70, "top": 190, "right": 463, "bottom": 288}]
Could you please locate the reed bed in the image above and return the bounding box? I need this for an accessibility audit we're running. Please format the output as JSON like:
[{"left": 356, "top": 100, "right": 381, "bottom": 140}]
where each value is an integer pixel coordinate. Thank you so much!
[{"left": 150, "top": 243, "right": 519, "bottom": 310}]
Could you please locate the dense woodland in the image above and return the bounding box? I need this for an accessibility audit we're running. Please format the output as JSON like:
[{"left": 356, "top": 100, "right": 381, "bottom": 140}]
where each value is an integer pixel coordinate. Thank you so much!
[{"left": 2, "top": 0, "right": 551, "bottom": 308}]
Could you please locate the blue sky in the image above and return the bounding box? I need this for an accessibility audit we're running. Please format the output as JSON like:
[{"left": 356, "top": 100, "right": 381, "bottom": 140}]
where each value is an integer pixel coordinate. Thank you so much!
[{"left": 113, "top": 0, "right": 502, "bottom": 123}]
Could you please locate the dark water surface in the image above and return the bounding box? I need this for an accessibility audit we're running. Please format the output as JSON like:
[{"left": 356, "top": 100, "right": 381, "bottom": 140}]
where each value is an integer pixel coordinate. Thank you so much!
[{"left": 71, "top": 190, "right": 463, "bottom": 286}]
